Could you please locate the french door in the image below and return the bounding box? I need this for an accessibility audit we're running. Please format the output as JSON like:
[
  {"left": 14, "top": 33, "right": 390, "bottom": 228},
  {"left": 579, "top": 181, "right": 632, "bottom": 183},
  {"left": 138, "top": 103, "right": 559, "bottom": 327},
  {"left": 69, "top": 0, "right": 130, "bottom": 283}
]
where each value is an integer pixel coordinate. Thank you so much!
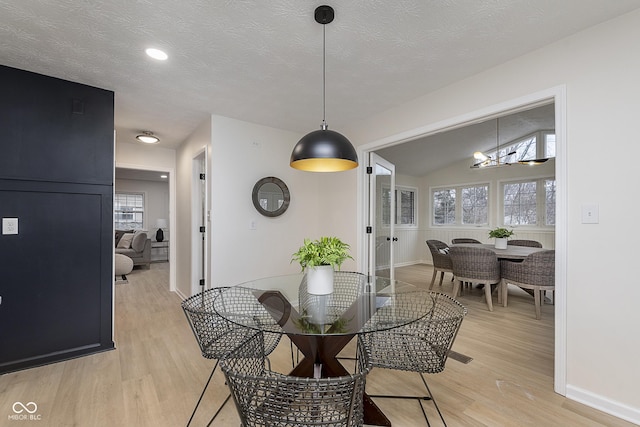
[{"left": 367, "top": 153, "right": 396, "bottom": 280}]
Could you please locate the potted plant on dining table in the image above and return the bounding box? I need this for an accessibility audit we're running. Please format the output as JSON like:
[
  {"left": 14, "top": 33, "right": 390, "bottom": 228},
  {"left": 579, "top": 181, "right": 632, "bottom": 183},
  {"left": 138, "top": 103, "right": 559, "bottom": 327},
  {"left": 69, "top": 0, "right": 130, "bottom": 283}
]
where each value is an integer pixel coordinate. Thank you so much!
[
  {"left": 489, "top": 227, "right": 514, "bottom": 249},
  {"left": 291, "top": 236, "right": 353, "bottom": 295}
]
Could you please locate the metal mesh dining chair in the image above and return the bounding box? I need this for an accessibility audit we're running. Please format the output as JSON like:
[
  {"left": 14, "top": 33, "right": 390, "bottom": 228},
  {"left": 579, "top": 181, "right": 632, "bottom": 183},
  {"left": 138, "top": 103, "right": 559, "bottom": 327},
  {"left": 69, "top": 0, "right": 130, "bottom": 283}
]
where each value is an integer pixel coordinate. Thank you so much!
[
  {"left": 507, "top": 239, "right": 543, "bottom": 248},
  {"left": 181, "top": 288, "right": 282, "bottom": 426},
  {"left": 426, "top": 240, "right": 454, "bottom": 290},
  {"left": 220, "top": 331, "right": 372, "bottom": 427},
  {"left": 501, "top": 250, "right": 555, "bottom": 319},
  {"left": 359, "top": 292, "right": 467, "bottom": 426},
  {"left": 451, "top": 238, "right": 481, "bottom": 244},
  {"left": 449, "top": 246, "right": 501, "bottom": 311}
]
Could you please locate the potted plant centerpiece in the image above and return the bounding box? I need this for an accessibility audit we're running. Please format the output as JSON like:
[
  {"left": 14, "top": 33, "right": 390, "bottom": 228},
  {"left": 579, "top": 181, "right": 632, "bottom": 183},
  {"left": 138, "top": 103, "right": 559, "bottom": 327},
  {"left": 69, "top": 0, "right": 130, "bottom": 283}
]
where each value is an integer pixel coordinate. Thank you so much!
[
  {"left": 488, "top": 227, "right": 514, "bottom": 249},
  {"left": 291, "top": 236, "right": 353, "bottom": 295}
]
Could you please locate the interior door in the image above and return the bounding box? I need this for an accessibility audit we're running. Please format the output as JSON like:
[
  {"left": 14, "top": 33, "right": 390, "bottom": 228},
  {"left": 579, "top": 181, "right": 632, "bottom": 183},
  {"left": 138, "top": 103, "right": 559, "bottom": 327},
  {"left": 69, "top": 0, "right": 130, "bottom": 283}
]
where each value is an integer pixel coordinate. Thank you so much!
[{"left": 367, "top": 153, "right": 396, "bottom": 280}]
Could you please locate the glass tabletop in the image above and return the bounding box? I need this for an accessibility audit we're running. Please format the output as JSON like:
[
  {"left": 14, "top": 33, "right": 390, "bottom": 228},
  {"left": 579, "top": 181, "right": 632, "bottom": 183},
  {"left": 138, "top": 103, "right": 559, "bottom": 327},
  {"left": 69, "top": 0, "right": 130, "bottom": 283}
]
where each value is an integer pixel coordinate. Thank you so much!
[{"left": 213, "top": 271, "right": 434, "bottom": 337}]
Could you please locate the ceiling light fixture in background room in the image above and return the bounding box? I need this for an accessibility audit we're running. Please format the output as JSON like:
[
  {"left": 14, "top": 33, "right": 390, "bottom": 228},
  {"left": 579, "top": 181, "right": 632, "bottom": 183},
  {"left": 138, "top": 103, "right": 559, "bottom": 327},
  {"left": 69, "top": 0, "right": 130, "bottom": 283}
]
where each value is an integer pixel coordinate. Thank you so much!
[
  {"left": 136, "top": 131, "right": 159, "bottom": 144},
  {"left": 290, "top": 5, "right": 358, "bottom": 172}
]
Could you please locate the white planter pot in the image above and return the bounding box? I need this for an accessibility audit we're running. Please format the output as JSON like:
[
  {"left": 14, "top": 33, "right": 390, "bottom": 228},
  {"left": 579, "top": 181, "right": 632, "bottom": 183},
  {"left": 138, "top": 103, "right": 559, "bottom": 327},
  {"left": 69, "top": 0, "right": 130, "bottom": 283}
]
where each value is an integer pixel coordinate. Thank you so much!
[
  {"left": 307, "top": 265, "right": 334, "bottom": 295},
  {"left": 494, "top": 238, "right": 508, "bottom": 249}
]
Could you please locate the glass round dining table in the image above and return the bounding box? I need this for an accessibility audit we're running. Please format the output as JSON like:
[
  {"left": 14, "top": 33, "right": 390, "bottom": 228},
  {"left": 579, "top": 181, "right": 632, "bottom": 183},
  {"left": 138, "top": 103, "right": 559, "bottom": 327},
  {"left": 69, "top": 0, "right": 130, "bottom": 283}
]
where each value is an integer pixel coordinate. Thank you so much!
[{"left": 213, "top": 271, "right": 433, "bottom": 427}]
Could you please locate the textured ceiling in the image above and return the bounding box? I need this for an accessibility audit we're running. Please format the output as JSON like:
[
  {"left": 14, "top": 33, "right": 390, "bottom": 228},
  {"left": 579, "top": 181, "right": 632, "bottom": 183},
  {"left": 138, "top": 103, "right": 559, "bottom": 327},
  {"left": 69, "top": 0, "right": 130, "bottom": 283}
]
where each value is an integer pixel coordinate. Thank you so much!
[{"left": 1, "top": 0, "right": 640, "bottom": 152}]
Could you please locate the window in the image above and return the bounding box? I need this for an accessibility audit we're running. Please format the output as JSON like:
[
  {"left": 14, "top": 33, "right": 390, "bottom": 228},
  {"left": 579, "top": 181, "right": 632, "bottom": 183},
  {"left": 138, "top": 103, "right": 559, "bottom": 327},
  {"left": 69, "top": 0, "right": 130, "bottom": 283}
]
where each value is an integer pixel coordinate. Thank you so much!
[
  {"left": 382, "top": 186, "right": 417, "bottom": 227},
  {"left": 433, "top": 189, "right": 455, "bottom": 225},
  {"left": 501, "top": 178, "right": 555, "bottom": 227},
  {"left": 486, "top": 131, "right": 556, "bottom": 164},
  {"left": 432, "top": 184, "right": 488, "bottom": 225},
  {"left": 503, "top": 181, "right": 537, "bottom": 225},
  {"left": 114, "top": 193, "right": 144, "bottom": 230},
  {"left": 462, "top": 185, "right": 488, "bottom": 225}
]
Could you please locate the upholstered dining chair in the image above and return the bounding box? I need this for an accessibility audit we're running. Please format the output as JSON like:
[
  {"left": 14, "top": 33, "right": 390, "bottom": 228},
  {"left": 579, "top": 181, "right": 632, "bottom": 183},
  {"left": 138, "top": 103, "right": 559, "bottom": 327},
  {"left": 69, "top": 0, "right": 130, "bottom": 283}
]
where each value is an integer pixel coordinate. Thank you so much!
[
  {"left": 426, "top": 240, "right": 454, "bottom": 290},
  {"left": 220, "top": 331, "right": 372, "bottom": 427},
  {"left": 449, "top": 246, "right": 501, "bottom": 311},
  {"left": 451, "top": 238, "right": 481, "bottom": 244},
  {"left": 359, "top": 292, "right": 466, "bottom": 426},
  {"left": 181, "top": 288, "right": 282, "bottom": 426},
  {"left": 507, "top": 239, "right": 543, "bottom": 248},
  {"left": 501, "top": 250, "right": 555, "bottom": 319}
]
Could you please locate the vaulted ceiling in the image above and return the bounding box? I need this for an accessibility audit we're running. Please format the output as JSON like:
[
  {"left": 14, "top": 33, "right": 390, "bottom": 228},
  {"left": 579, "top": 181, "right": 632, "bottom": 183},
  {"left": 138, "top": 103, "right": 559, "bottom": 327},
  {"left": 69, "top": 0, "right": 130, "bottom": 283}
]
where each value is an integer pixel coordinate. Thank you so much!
[{"left": 2, "top": 1, "right": 639, "bottom": 152}]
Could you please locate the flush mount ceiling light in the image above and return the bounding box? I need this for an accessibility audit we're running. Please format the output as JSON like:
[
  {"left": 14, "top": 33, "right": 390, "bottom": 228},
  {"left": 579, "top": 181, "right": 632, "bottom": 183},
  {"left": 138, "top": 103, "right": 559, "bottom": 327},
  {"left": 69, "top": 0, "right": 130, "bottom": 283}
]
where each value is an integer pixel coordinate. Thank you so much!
[
  {"left": 145, "top": 48, "right": 168, "bottom": 60},
  {"left": 290, "top": 5, "right": 358, "bottom": 172},
  {"left": 136, "top": 131, "right": 159, "bottom": 144}
]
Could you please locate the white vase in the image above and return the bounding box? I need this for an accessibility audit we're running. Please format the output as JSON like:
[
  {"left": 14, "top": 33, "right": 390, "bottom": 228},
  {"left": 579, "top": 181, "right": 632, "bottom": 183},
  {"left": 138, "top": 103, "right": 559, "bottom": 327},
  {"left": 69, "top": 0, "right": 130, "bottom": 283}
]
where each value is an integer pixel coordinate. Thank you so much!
[
  {"left": 494, "top": 238, "right": 508, "bottom": 249},
  {"left": 307, "top": 265, "right": 334, "bottom": 295}
]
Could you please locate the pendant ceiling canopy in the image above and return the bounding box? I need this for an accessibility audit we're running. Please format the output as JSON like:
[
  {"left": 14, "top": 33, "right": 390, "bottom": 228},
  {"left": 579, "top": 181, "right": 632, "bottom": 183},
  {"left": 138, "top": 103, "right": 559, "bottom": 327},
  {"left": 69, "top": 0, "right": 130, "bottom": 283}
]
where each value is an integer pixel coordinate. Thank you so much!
[{"left": 290, "top": 5, "right": 358, "bottom": 172}]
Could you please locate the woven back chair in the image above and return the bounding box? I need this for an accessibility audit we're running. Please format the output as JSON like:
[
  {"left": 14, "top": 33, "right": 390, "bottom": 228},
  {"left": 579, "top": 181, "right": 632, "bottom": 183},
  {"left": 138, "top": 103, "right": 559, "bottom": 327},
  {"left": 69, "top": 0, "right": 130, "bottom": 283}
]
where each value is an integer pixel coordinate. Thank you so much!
[
  {"left": 298, "top": 271, "right": 364, "bottom": 317},
  {"left": 449, "top": 246, "right": 501, "bottom": 311},
  {"left": 507, "top": 239, "right": 543, "bottom": 248},
  {"left": 426, "top": 240, "right": 454, "bottom": 290},
  {"left": 181, "top": 288, "right": 282, "bottom": 426},
  {"left": 221, "top": 331, "right": 372, "bottom": 427},
  {"left": 451, "top": 238, "right": 481, "bottom": 244},
  {"left": 359, "top": 292, "right": 467, "bottom": 426},
  {"left": 501, "top": 250, "right": 555, "bottom": 319}
]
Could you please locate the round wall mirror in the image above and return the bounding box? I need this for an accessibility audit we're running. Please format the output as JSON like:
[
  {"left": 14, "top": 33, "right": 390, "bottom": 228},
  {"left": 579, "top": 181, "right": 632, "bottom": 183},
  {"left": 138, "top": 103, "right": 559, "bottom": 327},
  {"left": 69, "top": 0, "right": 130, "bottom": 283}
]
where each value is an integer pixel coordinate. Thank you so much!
[{"left": 252, "top": 177, "right": 290, "bottom": 217}]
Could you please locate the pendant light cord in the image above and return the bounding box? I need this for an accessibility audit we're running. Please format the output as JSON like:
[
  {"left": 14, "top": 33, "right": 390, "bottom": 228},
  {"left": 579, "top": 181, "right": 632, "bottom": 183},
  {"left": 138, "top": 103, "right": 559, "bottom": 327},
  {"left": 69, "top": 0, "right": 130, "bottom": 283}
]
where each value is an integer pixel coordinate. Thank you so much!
[{"left": 322, "top": 22, "right": 327, "bottom": 129}]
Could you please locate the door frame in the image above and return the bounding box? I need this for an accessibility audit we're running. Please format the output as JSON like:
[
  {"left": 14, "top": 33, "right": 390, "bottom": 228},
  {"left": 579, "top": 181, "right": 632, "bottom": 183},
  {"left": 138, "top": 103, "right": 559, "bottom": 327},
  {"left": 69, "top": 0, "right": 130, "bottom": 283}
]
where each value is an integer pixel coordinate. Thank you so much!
[
  {"left": 356, "top": 85, "right": 567, "bottom": 395},
  {"left": 115, "top": 162, "right": 177, "bottom": 293}
]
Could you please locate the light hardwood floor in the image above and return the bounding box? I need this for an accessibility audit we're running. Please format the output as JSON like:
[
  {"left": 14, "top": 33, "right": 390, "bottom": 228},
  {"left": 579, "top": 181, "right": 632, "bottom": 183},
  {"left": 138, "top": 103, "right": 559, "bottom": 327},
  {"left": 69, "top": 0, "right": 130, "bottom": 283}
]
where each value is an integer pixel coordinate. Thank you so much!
[{"left": 0, "top": 263, "right": 634, "bottom": 427}]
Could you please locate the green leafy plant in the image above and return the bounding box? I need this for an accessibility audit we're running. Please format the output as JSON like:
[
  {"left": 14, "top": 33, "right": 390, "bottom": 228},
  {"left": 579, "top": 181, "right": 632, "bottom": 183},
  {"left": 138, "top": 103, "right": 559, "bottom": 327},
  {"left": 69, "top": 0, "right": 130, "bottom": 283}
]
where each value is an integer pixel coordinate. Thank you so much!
[
  {"left": 291, "top": 236, "right": 353, "bottom": 270},
  {"left": 488, "top": 227, "right": 515, "bottom": 239}
]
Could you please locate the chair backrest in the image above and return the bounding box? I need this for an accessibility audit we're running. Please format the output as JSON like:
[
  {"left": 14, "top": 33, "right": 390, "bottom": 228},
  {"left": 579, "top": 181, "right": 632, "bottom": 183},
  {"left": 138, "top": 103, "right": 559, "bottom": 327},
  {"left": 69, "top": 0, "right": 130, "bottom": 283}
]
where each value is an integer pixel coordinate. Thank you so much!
[
  {"left": 420, "top": 293, "right": 467, "bottom": 372},
  {"left": 362, "top": 292, "right": 466, "bottom": 374},
  {"left": 449, "top": 246, "right": 500, "bottom": 283},
  {"left": 426, "top": 240, "right": 453, "bottom": 270},
  {"left": 451, "top": 238, "right": 481, "bottom": 244},
  {"left": 299, "top": 271, "right": 364, "bottom": 317},
  {"left": 507, "top": 239, "right": 543, "bottom": 248},
  {"left": 501, "top": 250, "right": 555, "bottom": 287},
  {"left": 182, "top": 288, "right": 281, "bottom": 359},
  {"left": 221, "top": 332, "right": 371, "bottom": 427}
]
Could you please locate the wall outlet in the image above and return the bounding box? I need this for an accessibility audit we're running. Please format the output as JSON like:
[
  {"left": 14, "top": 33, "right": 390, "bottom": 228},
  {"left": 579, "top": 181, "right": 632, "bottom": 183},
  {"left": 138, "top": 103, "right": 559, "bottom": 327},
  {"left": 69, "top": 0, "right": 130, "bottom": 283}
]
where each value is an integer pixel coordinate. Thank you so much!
[{"left": 2, "top": 218, "right": 18, "bottom": 235}]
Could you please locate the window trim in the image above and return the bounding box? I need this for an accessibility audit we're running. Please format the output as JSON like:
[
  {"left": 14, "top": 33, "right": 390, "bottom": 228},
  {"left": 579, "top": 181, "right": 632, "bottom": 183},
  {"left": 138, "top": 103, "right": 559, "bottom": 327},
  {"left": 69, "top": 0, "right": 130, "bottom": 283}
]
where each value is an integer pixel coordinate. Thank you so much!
[
  {"left": 114, "top": 191, "right": 146, "bottom": 231},
  {"left": 497, "top": 176, "right": 555, "bottom": 230},
  {"left": 381, "top": 185, "right": 418, "bottom": 228},
  {"left": 431, "top": 181, "right": 490, "bottom": 227}
]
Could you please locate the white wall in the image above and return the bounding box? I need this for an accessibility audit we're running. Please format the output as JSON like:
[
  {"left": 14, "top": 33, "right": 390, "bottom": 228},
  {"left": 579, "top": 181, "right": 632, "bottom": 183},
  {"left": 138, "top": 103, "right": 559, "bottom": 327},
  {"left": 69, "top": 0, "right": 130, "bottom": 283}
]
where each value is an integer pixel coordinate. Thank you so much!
[
  {"left": 339, "top": 9, "right": 640, "bottom": 423},
  {"left": 209, "top": 115, "right": 329, "bottom": 286}
]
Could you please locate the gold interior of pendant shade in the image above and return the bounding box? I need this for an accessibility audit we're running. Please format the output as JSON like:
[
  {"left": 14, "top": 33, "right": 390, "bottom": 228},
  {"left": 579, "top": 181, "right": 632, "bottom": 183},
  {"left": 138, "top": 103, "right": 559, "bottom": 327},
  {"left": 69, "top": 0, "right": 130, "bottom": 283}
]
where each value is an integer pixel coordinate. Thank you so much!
[{"left": 290, "top": 158, "right": 358, "bottom": 172}]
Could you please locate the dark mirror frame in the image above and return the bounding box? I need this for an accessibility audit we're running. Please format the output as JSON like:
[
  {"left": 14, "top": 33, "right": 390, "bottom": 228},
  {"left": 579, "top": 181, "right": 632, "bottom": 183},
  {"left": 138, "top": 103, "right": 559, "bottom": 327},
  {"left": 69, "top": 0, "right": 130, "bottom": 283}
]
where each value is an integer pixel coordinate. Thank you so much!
[{"left": 252, "top": 176, "right": 290, "bottom": 217}]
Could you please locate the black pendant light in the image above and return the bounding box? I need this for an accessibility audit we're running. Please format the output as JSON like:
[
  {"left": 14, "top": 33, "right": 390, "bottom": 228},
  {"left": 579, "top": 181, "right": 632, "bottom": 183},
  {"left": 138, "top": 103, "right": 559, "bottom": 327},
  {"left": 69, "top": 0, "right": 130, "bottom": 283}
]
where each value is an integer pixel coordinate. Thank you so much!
[{"left": 290, "top": 5, "right": 358, "bottom": 172}]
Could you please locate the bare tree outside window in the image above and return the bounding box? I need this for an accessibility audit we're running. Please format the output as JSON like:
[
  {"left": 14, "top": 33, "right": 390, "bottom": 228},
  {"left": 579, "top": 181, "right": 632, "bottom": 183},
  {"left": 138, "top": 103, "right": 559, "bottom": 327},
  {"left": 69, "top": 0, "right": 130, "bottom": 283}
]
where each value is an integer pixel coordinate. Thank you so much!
[
  {"left": 433, "top": 189, "right": 456, "bottom": 225},
  {"left": 545, "top": 179, "right": 556, "bottom": 225},
  {"left": 462, "top": 185, "right": 488, "bottom": 224},
  {"left": 504, "top": 182, "right": 537, "bottom": 225}
]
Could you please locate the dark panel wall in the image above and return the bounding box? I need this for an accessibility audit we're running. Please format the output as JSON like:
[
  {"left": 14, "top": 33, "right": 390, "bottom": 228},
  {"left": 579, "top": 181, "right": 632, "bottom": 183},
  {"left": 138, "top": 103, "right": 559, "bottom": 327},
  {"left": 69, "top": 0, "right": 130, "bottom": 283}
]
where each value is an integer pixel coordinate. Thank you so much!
[{"left": 0, "top": 65, "right": 114, "bottom": 373}]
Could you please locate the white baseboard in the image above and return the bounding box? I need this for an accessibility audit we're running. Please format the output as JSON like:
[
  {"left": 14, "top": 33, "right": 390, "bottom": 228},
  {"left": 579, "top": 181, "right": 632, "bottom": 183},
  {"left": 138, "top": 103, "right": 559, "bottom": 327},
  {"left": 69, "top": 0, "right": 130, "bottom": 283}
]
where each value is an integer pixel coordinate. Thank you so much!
[
  {"left": 566, "top": 384, "right": 640, "bottom": 425},
  {"left": 174, "top": 288, "right": 188, "bottom": 301}
]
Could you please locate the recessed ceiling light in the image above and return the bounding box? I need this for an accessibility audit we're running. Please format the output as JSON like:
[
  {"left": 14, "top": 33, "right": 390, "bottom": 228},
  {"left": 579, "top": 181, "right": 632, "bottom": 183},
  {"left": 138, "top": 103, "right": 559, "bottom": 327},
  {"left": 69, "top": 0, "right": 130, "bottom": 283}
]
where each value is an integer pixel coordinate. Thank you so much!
[
  {"left": 136, "top": 131, "right": 159, "bottom": 144},
  {"left": 145, "top": 48, "right": 168, "bottom": 61},
  {"left": 160, "top": 175, "right": 168, "bottom": 179}
]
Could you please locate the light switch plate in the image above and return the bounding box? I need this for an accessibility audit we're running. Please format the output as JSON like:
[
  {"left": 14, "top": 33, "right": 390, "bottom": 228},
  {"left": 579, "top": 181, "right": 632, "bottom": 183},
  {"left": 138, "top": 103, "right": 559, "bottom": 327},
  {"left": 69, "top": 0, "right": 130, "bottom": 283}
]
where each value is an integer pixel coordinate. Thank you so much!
[{"left": 2, "top": 218, "right": 18, "bottom": 235}]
